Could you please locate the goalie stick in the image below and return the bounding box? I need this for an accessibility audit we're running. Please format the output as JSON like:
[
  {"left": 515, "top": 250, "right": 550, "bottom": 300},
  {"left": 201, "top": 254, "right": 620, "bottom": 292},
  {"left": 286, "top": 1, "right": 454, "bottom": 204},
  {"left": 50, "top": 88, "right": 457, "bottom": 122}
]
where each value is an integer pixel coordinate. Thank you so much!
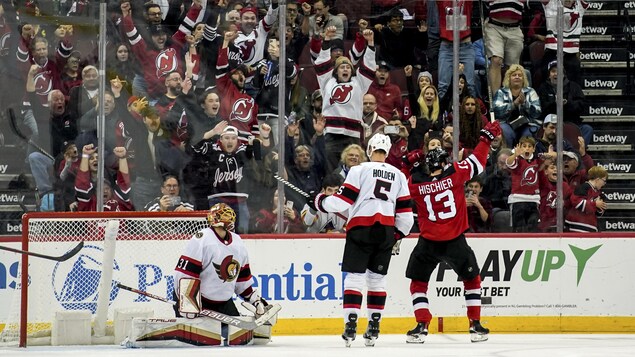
[
  {"left": 116, "top": 283, "right": 280, "bottom": 330},
  {"left": 0, "top": 241, "right": 84, "bottom": 261},
  {"left": 7, "top": 107, "right": 55, "bottom": 160}
]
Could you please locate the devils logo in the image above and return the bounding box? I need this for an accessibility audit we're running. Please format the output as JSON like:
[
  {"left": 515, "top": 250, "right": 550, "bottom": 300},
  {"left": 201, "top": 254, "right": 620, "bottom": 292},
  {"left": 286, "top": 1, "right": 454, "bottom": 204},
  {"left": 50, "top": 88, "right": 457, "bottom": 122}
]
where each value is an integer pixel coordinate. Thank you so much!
[
  {"left": 329, "top": 84, "right": 353, "bottom": 105},
  {"left": 156, "top": 48, "right": 179, "bottom": 78},
  {"left": 231, "top": 97, "right": 255, "bottom": 122},
  {"left": 521, "top": 166, "right": 538, "bottom": 187},
  {"left": 214, "top": 255, "right": 241, "bottom": 282}
]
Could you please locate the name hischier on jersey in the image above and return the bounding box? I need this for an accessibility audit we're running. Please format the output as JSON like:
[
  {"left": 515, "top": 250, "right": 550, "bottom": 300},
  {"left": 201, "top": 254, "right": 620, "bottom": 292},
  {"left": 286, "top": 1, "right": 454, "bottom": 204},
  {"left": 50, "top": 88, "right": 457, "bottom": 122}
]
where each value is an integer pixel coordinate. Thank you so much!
[{"left": 418, "top": 177, "right": 454, "bottom": 195}]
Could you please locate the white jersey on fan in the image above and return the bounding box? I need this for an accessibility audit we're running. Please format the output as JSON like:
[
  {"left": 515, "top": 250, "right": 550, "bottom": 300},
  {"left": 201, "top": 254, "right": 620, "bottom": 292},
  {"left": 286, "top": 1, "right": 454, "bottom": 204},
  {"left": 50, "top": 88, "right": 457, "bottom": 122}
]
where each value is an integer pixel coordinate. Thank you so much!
[
  {"left": 319, "top": 161, "right": 413, "bottom": 236},
  {"left": 315, "top": 45, "right": 376, "bottom": 138},
  {"left": 174, "top": 228, "right": 253, "bottom": 302}
]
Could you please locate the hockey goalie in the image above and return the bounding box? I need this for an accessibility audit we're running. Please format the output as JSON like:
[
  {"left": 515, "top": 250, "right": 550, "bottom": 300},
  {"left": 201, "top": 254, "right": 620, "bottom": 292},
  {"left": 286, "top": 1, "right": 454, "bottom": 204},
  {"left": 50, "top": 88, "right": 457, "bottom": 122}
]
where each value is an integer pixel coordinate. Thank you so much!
[{"left": 128, "top": 203, "right": 281, "bottom": 347}]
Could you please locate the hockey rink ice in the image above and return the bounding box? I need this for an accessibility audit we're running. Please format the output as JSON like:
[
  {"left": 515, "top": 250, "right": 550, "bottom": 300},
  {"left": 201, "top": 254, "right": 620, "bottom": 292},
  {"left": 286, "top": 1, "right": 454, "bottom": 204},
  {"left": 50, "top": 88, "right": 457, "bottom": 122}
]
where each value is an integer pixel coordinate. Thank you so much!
[{"left": 1, "top": 334, "right": 634, "bottom": 356}]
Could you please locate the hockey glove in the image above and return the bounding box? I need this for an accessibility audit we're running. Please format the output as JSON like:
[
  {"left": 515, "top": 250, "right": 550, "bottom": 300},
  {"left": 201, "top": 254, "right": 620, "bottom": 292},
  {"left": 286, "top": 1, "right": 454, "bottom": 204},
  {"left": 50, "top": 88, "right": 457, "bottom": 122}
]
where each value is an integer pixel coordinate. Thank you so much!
[
  {"left": 392, "top": 231, "right": 405, "bottom": 255},
  {"left": 392, "top": 240, "right": 402, "bottom": 255},
  {"left": 245, "top": 292, "right": 269, "bottom": 316},
  {"left": 402, "top": 149, "right": 423, "bottom": 168},
  {"left": 479, "top": 121, "right": 502, "bottom": 144},
  {"left": 307, "top": 192, "right": 327, "bottom": 212}
]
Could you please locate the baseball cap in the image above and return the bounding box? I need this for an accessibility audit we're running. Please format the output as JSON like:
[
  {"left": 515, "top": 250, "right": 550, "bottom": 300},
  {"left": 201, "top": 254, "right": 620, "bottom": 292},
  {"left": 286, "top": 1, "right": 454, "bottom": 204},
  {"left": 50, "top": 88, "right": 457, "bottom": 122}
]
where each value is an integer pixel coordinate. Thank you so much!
[
  {"left": 563, "top": 151, "right": 578, "bottom": 161},
  {"left": 231, "top": 64, "right": 249, "bottom": 75},
  {"left": 149, "top": 24, "right": 166, "bottom": 35},
  {"left": 311, "top": 89, "right": 322, "bottom": 101},
  {"left": 377, "top": 60, "right": 390, "bottom": 71},
  {"left": 547, "top": 60, "right": 558, "bottom": 72},
  {"left": 543, "top": 114, "right": 558, "bottom": 125},
  {"left": 222, "top": 126, "right": 239, "bottom": 137},
  {"left": 240, "top": 7, "right": 257, "bottom": 17},
  {"left": 330, "top": 39, "right": 345, "bottom": 53}
]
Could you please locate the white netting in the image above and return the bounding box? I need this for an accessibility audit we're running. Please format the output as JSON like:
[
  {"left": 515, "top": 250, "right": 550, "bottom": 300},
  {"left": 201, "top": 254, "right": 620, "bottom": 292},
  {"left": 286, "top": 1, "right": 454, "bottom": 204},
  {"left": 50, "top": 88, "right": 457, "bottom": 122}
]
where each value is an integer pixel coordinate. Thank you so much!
[{"left": 0, "top": 212, "right": 208, "bottom": 346}]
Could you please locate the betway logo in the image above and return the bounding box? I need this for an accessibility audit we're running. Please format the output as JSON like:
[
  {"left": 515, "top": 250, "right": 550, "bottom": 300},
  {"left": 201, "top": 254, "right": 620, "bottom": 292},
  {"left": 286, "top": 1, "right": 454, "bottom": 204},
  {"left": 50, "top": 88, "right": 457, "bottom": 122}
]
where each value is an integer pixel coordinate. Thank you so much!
[
  {"left": 580, "top": 52, "right": 612, "bottom": 61},
  {"left": 582, "top": 27, "right": 607, "bottom": 35},
  {"left": 605, "top": 221, "right": 635, "bottom": 230},
  {"left": 0, "top": 194, "right": 19, "bottom": 203},
  {"left": 0, "top": 165, "right": 7, "bottom": 173},
  {"left": 625, "top": 2, "right": 635, "bottom": 9},
  {"left": 588, "top": 2, "right": 605, "bottom": 10},
  {"left": 598, "top": 162, "right": 632, "bottom": 172},
  {"left": 585, "top": 79, "right": 618, "bottom": 89},
  {"left": 593, "top": 134, "right": 628, "bottom": 144},
  {"left": 589, "top": 106, "right": 623, "bottom": 116},
  {"left": 604, "top": 192, "right": 635, "bottom": 202}
]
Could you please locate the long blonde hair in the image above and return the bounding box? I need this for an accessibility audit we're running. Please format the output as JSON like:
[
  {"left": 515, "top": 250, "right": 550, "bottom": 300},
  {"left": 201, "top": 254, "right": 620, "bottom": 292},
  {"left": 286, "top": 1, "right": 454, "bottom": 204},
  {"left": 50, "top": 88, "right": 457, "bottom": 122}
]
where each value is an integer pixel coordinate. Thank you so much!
[
  {"left": 417, "top": 85, "right": 440, "bottom": 122},
  {"left": 502, "top": 64, "right": 529, "bottom": 88}
]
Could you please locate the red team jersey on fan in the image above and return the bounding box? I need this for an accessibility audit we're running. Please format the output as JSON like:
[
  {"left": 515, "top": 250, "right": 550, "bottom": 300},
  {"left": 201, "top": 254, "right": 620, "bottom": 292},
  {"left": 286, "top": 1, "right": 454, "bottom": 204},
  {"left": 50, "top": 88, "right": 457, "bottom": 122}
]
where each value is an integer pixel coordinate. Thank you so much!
[{"left": 408, "top": 142, "right": 488, "bottom": 241}]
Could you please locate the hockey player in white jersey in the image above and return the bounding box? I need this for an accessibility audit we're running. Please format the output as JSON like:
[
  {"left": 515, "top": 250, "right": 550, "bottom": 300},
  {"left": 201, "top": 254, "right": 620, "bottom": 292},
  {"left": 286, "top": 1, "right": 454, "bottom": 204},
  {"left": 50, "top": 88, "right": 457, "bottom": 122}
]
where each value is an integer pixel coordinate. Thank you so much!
[
  {"left": 174, "top": 203, "right": 270, "bottom": 318},
  {"left": 309, "top": 133, "right": 414, "bottom": 347}
]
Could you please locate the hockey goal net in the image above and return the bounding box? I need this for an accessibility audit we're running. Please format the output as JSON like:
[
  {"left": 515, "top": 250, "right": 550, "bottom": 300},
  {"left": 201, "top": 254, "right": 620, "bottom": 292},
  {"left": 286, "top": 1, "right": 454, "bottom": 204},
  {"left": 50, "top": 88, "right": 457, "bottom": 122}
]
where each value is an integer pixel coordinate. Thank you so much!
[{"left": 0, "top": 211, "right": 209, "bottom": 347}]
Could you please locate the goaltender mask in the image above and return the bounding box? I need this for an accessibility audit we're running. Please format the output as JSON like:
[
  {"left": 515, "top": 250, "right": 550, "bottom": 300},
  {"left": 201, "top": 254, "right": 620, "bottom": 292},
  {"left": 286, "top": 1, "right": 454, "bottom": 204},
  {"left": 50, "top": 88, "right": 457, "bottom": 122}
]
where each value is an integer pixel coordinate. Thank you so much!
[{"left": 173, "top": 203, "right": 270, "bottom": 317}]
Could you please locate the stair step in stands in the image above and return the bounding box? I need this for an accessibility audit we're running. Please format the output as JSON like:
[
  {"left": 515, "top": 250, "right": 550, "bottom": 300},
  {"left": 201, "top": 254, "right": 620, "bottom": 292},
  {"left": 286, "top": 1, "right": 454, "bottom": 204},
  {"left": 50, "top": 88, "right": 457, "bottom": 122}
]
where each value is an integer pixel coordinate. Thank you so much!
[
  {"left": 580, "top": 48, "right": 635, "bottom": 69},
  {"left": 581, "top": 73, "right": 628, "bottom": 96}
]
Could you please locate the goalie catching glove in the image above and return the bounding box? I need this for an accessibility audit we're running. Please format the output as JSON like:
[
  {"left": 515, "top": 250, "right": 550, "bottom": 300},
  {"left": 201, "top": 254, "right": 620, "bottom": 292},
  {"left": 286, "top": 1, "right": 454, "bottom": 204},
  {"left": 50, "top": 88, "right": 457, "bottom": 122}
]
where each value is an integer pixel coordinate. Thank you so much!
[
  {"left": 479, "top": 121, "right": 502, "bottom": 144},
  {"left": 243, "top": 290, "right": 269, "bottom": 316}
]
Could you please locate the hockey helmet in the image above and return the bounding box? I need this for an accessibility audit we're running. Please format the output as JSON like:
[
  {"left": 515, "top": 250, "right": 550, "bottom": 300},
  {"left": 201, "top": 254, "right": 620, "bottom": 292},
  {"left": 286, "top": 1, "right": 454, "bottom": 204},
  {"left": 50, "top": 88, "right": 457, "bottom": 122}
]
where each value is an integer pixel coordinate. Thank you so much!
[
  {"left": 207, "top": 203, "right": 236, "bottom": 231},
  {"left": 425, "top": 147, "right": 449, "bottom": 172},
  {"left": 366, "top": 133, "right": 392, "bottom": 158}
]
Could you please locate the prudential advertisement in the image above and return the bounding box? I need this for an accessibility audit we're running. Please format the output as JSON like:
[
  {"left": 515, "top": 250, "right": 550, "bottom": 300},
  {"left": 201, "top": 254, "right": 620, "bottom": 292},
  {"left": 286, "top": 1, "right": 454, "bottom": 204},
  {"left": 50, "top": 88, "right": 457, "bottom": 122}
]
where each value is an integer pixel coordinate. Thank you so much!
[{"left": 0, "top": 236, "right": 633, "bottom": 325}]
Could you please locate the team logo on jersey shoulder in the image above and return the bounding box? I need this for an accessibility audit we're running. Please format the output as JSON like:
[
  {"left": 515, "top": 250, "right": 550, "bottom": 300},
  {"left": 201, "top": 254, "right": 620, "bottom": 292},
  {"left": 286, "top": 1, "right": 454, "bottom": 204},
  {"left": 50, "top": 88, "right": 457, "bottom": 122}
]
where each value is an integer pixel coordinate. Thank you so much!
[
  {"left": 213, "top": 255, "right": 241, "bottom": 282},
  {"left": 329, "top": 84, "right": 353, "bottom": 105},
  {"left": 156, "top": 47, "right": 178, "bottom": 78}
]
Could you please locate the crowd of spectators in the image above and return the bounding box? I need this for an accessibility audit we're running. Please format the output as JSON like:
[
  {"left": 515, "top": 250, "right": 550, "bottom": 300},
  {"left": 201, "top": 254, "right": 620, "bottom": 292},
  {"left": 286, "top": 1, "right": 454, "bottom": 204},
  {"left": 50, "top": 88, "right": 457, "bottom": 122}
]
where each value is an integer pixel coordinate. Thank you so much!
[{"left": 0, "top": 0, "right": 605, "bottom": 233}]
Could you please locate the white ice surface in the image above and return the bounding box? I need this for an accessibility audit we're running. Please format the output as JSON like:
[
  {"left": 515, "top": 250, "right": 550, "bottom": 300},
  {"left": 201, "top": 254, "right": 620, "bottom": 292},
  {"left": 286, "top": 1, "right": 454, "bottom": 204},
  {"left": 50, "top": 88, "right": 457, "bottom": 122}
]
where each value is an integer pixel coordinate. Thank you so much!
[{"left": 2, "top": 334, "right": 635, "bottom": 357}]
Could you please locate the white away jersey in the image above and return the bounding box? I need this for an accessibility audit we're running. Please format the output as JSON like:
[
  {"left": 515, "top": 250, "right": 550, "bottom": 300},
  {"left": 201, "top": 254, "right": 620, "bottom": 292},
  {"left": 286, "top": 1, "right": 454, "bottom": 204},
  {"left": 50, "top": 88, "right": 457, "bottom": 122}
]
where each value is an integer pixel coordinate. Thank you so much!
[
  {"left": 319, "top": 161, "right": 414, "bottom": 236},
  {"left": 174, "top": 228, "right": 253, "bottom": 302}
]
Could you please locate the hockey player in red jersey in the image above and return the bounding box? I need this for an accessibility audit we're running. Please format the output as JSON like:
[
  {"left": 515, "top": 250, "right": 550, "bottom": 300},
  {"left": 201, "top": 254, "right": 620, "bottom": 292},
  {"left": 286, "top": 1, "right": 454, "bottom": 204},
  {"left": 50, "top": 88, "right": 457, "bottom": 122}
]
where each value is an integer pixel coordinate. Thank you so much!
[
  {"left": 173, "top": 203, "right": 270, "bottom": 317},
  {"left": 310, "top": 133, "right": 414, "bottom": 347},
  {"left": 405, "top": 120, "right": 502, "bottom": 344}
]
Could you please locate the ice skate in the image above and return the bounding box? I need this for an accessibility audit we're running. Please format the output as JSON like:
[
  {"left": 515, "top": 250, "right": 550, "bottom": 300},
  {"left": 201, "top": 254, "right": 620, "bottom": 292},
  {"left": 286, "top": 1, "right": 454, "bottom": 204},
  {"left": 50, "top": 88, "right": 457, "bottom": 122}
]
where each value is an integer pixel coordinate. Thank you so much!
[
  {"left": 469, "top": 320, "right": 489, "bottom": 342},
  {"left": 363, "top": 313, "right": 380, "bottom": 347},
  {"left": 406, "top": 322, "right": 429, "bottom": 343},
  {"left": 341, "top": 313, "right": 357, "bottom": 347}
]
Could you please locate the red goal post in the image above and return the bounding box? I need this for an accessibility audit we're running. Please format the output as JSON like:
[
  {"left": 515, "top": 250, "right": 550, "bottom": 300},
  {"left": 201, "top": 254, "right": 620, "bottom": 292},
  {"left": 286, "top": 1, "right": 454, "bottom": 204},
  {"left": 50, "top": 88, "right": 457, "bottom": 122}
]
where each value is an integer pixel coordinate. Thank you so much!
[{"left": 1, "top": 211, "right": 210, "bottom": 347}]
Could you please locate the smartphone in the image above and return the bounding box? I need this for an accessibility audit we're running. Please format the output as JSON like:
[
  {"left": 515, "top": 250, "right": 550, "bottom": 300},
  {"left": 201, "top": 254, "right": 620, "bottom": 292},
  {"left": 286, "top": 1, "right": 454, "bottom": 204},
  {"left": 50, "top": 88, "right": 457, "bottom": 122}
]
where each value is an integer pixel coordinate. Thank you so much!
[
  {"left": 384, "top": 125, "right": 400, "bottom": 135},
  {"left": 169, "top": 196, "right": 181, "bottom": 206},
  {"left": 286, "top": 200, "right": 294, "bottom": 209}
]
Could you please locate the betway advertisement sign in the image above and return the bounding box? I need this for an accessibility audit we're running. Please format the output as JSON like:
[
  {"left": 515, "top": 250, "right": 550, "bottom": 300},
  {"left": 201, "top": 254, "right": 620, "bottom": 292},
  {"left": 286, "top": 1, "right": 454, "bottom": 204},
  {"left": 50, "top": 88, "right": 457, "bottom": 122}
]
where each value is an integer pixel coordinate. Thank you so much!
[{"left": 1, "top": 237, "right": 634, "bottom": 324}]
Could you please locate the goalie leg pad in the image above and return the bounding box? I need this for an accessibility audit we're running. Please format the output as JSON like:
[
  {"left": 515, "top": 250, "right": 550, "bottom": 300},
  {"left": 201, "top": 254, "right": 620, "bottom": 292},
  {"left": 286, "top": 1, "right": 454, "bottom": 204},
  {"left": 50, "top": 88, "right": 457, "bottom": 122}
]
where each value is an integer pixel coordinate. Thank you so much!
[{"left": 128, "top": 317, "right": 255, "bottom": 348}]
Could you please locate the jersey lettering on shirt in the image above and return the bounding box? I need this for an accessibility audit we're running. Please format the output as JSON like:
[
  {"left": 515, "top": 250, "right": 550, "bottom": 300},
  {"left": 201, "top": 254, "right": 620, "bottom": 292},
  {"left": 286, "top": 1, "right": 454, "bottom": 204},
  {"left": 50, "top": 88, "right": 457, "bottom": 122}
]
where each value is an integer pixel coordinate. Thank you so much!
[{"left": 410, "top": 157, "right": 482, "bottom": 241}]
